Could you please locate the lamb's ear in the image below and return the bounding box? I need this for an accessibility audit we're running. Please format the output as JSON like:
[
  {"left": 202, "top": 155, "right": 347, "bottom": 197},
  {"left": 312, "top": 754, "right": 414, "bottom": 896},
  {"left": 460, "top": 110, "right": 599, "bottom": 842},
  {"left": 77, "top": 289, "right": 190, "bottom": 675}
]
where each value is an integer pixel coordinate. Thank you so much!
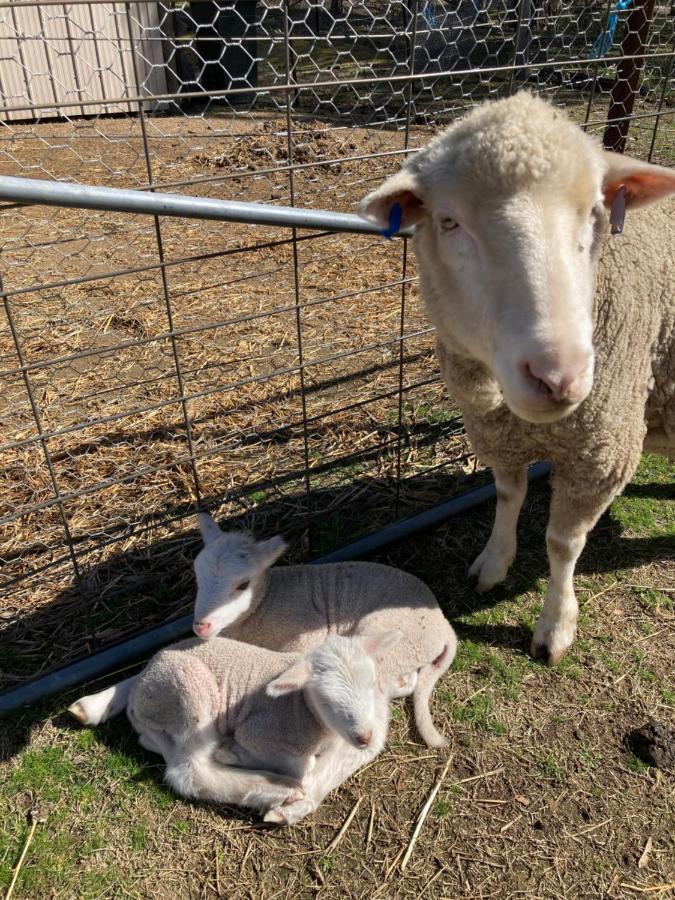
[
  {"left": 198, "top": 512, "right": 223, "bottom": 546},
  {"left": 359, "top": 629, "right": 402, "bottom": 657},
  {"left": 266, "top": 660, "right": 312, "bottom": 697},
  {"left": 602, "top": 152, "right": 675, "bottom": 209},
  {"left": 256, "top": 535, "right": 288, "bottom": 568},
  {"left": 358, "top": 169, "right": 425, "bottom": 230}
]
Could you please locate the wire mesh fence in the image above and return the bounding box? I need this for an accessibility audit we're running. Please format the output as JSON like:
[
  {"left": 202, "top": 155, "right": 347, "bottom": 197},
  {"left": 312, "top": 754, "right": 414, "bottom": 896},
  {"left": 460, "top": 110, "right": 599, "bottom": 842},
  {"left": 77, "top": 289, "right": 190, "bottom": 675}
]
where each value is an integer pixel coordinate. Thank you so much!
[{"left": 0, "top": 0, "right": 672, "bottom": 701}]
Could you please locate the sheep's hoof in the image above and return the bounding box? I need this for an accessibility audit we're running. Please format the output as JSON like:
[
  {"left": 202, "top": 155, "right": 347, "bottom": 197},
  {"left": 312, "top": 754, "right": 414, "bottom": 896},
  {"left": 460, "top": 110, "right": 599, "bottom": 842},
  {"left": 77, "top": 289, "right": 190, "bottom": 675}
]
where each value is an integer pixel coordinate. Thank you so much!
[
  {"left": 530, "top": 637, "right": 566, "bottom": 668},
  {"left": 263, "top": 809, "right": 287, "bottom": 825},
  {"left": 467, "top": 549, "right": 511, "bottom": 593},
  {"left": 531, "top": 616, "right": 576, "bottom": 667},
  {"left": 67, "top": 701, "right": 88, "bottom": 724}
]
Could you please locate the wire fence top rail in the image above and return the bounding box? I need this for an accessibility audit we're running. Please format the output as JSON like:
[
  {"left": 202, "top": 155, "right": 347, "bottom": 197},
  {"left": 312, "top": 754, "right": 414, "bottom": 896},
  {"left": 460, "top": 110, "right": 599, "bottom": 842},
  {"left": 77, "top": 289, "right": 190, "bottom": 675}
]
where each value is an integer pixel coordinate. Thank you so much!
[{"left": 0, "top": 174, "right": 411, "bottom": 236}]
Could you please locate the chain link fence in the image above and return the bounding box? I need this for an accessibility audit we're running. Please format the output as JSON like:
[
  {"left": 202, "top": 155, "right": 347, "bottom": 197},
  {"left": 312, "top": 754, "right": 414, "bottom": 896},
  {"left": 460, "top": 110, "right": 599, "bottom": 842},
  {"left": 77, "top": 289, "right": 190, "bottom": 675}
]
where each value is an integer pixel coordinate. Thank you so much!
[{"left": 0, "top": 0, "right": 672, "bottom": 706}]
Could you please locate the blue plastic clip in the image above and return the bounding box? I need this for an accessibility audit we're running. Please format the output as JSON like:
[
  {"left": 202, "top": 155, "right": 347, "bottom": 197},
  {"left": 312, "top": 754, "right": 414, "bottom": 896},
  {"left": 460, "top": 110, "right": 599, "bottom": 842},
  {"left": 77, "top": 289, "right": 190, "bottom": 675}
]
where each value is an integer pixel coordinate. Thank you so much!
[{"left": 381, "top": 202, "right": 403, "bottom": 240}]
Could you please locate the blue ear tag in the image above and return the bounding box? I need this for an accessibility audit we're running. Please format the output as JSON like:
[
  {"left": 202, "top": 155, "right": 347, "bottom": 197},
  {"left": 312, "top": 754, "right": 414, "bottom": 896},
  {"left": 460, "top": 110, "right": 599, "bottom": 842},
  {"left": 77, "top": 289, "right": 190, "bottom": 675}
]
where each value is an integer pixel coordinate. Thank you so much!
[{"left": 380, "top": 202, "right": 403, "bottom": 239}]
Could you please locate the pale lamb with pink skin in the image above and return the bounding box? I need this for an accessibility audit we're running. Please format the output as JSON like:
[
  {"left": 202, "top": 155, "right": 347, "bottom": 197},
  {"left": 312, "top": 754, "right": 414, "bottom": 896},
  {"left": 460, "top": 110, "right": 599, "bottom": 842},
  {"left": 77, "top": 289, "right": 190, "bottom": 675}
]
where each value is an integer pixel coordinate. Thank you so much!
[
  {"left": 72, "top": 631, "right": 397, "bottom": 824},
  {"left": 359, "top": 92, "right": 675, "bottom": 666}
]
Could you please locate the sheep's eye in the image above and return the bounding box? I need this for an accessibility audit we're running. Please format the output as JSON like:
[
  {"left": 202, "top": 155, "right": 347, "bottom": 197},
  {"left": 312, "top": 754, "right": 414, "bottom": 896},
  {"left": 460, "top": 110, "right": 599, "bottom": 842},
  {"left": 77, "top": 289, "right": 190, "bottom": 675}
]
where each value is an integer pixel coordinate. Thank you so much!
[
  {"left": 440, "top": 217, "right": 459, "bottom": 232},
  {"left": 236, "top": 580, "right": 250, "bottom": 592}
]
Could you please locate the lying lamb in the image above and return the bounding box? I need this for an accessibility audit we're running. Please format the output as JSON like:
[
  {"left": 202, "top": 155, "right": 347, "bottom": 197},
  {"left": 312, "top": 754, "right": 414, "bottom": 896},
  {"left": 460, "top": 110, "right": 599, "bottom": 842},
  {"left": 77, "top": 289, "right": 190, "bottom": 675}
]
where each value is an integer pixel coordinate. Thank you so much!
[
  {"left": 359, "top": 91, "right": 675, "bottom": 665},
  {"left": 72, "top": 516, "right": 456, "bottom": 747},
  {"left": 98, "top": 631, "right": 397, "bottom": 823}
]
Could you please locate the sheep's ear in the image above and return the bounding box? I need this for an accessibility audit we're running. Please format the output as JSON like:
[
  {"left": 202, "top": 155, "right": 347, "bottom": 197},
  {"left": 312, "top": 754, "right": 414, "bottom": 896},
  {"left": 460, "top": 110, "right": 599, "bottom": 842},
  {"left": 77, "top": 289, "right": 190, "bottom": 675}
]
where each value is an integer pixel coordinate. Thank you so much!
[
  {"left": 602, "top": 152, "right": 675, "bottom": 209},
  {"left": 198, "top": 512, "right": 223, "bottom": 546},
  {"left": 358, "top": 169, "right": 425, "bottom": 230},
  {"left": 266, "top": 660, "right": 312, "bottom": 697},
  {"left": 256, "top": 535, "right": 288, "bottom": 568},
  {"left": 359, "top": 629, "right": 402, "bottom": 657}
]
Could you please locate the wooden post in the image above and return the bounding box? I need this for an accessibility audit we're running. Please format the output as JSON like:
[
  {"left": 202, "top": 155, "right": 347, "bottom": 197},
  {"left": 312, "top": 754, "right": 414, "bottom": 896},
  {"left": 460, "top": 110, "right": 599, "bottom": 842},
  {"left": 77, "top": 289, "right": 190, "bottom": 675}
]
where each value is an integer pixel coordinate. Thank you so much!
[{"left": 603, "top": 0, "right": 656, "bottom": 152}]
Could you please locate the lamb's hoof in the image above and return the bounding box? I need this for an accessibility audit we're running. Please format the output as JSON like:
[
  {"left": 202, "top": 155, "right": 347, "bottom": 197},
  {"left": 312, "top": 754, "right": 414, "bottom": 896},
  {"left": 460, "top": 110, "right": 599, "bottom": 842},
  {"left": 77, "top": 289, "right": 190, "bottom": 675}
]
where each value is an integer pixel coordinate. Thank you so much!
[
  {"left": 67, "top": 701, "right": 88, "bottom": 724},
  {"left": 284, "top": 789, "right": 305, "bottom": 805},
  {"left": 263, "top": 809, "right": 287, "bottom": 824}
]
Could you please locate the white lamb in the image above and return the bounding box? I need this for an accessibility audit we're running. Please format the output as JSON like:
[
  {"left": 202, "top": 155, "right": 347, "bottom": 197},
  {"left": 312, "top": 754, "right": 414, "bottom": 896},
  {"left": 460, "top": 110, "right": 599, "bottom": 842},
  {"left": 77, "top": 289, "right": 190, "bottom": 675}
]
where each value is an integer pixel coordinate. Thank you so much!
[
  {"left": 79, "top": 630, "right": 397, "bottom": 824},
  {"left": 359, "top": 91, "right": 675, "bottom": 665},
  {"left": 72, "top": 515, "right": 456, "bottom": 747}
]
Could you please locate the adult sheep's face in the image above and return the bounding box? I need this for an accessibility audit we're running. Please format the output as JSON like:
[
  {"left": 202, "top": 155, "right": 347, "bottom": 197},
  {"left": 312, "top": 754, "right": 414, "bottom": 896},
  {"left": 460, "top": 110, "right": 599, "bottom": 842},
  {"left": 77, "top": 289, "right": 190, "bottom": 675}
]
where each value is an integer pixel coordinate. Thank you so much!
[
  {"left": 192, "top": 514, "right": 287, "bottom": 639},
  {"left": 359, "top": 95, "right": 675, "bottom": 425}
]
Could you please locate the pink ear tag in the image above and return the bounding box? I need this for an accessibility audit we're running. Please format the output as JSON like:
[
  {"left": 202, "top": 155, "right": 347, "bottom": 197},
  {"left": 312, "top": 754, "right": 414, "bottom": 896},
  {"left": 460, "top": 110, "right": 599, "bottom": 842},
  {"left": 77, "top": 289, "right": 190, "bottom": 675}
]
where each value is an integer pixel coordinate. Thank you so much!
[{"left": 610, "top": 185, "right": 626, "bottom": 235}]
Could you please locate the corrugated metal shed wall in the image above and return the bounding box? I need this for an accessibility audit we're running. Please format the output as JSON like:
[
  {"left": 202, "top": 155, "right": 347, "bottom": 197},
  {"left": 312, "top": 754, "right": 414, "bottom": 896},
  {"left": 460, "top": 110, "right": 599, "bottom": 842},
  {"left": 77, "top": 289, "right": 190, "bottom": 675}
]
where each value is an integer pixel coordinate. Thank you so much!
[{"left": 0, "top": 2, "right": 167, "bottom": 121}]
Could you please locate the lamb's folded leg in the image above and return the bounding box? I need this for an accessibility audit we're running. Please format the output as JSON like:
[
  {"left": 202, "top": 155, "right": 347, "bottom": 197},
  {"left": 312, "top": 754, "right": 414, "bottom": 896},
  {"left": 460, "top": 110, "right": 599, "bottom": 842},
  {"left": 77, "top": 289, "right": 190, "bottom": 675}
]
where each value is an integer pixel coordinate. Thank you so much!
[
  {"left": 165, "top": 742, "right": 304, "bottom": 813},
  {"left": 532, "top": 462, "right": 637, "bottom": 665},
  {"left": 469, "top": 465, "right": 528, "bottom": 591},
  {"left": 264, "top": 735, "right": 384, "bottom": 825},
  {"left": 212, "top": 733, "right": 247, "bottom": 767}
]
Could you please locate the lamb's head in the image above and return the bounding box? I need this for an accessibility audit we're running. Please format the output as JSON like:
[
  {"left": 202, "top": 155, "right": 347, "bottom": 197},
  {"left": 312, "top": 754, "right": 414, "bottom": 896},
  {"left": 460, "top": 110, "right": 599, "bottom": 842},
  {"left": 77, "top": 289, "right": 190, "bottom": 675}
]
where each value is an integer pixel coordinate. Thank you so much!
[
  {"left": 192, "top": 513, "right": 287, "bottom": 639},
  {"left": 266, "top": 631, "right": 400, "bottom": 750},
  {"left": 360, "top": 93, "right": 675, "bottom": 424}
]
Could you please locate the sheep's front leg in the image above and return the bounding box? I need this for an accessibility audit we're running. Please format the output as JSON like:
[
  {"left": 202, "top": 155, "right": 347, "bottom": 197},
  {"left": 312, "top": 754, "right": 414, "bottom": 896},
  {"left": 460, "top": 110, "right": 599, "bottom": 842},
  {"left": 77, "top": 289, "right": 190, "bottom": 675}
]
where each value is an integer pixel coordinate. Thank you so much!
[
  {"left": 469, "top": 465, "right": 528, "bottom": 591},
  {"left": 531, "top": 469, "right": 633, "bottom": 666}
]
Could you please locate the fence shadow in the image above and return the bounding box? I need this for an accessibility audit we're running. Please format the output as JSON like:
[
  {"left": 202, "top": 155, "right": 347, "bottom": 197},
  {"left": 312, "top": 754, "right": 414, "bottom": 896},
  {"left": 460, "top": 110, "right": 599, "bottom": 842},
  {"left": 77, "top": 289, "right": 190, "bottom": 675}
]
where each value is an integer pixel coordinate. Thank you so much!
[{"left": 2, "top": 463, "right": 672, "bottom": 762}]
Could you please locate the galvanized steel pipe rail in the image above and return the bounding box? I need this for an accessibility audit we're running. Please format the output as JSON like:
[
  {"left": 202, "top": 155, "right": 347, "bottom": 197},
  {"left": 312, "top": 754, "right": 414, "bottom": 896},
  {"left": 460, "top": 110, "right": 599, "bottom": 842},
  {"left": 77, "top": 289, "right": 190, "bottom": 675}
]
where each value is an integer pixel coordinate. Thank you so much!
[{"left": 0, "top": 175, "right": 413, "bottom": 238}]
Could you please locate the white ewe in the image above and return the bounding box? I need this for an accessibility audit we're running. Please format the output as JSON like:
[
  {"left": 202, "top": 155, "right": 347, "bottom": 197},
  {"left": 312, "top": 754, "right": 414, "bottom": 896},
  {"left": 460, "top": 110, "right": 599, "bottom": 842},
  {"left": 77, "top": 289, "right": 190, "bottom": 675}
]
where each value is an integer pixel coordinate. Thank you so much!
[{"left": 359, "top": 91, "right": 675, "bottom": 665}]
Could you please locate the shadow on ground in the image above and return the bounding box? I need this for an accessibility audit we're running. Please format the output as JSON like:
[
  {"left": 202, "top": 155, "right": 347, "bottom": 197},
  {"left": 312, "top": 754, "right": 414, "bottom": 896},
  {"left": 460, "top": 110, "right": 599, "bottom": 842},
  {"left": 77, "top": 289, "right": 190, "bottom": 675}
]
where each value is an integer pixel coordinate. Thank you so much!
[{"left": 2, "top": 467, "right": 672, "bottom": 762}]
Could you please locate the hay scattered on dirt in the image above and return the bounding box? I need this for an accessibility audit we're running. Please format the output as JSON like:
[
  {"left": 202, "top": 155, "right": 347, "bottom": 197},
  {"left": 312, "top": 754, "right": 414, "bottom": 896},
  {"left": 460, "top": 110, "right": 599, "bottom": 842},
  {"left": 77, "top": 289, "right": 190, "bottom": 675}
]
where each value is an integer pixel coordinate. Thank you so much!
[{"left": 0, "top": 113, "right": 467, "bottom": 689}]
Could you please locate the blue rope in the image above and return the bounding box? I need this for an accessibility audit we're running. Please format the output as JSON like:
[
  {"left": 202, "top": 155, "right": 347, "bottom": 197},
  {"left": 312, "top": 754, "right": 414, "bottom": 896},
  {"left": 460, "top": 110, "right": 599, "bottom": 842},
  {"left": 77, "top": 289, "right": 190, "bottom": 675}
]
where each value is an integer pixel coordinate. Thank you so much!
[{"left": 589, "top": 0, "right": 633, "bottom": 59}]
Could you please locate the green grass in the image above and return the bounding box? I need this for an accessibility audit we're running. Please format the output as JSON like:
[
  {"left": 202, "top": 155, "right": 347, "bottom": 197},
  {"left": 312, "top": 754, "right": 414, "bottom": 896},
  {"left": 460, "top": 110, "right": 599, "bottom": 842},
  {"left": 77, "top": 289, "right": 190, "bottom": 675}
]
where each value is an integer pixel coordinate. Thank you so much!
[
  {"left": 445, "top": 692, "right": 507, "bottom": 735},
  {"left": 171, "top": 819, "right": 191, "bottom": 837},
  {"left": 7, "top": 746, "right": 78, "bottom": 805},
  {"left": 433, "top": 798, "right": 452, "bottom": 818},
  {"left": 633, "top": 588, "right": 674, "bottom": 613},
  {"left": 578, "top": 745, "right": 602, "bottom": 771},
  {"left": 131, "top": 824, "right": 149, "bottom": 851},
  {"left": 611, "top": 454, "right": 675, "bottom": 538},
  {"left": 0, "top": 706, "right": 175, "bottom": 897},
  {"left": 598, "top": 652, "right": 621, "bottom": 675},
  {"left": 536, "top": 753, "right": 566, "bottom": 783},
  {"left": 632, "top": 650, "right": 658, "bottom": 686},
  {"left": 318, "top": 853, "right": 336, "bottom": 874},
  {"left": 626, "top": 754, "right": 651, "bottom": 775}
]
